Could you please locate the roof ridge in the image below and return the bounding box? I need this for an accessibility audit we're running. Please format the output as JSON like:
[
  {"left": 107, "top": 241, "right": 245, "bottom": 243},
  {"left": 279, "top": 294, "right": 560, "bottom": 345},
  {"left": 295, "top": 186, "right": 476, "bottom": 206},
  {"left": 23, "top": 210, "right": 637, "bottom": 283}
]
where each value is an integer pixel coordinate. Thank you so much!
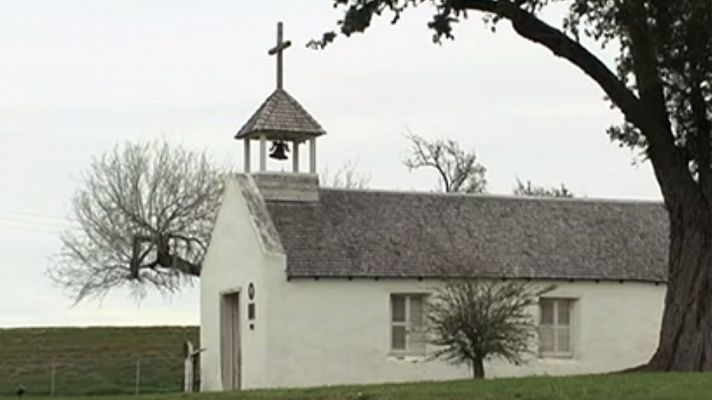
[
  {"left": 258, "top": 90, "right": 279, "bottom": 123},
  {"left": 318, "top": 186, "right": 663, "bottom": 206}
]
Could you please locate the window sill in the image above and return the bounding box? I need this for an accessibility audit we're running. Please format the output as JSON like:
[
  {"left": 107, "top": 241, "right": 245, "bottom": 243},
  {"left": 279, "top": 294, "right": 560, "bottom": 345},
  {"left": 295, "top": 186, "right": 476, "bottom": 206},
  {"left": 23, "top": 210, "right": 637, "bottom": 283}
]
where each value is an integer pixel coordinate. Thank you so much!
[
  {"left": 537, "top": 354, "right": 576, "bottom": 362},
  {"left": 387, "top": 353, "right": 427, "bottom": 363}
]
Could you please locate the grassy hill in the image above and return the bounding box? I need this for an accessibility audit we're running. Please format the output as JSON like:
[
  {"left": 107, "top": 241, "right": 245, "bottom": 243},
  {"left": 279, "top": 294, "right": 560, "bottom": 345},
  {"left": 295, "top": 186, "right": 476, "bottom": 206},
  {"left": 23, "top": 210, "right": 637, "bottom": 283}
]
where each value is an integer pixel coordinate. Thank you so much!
[
  {"left": 0, "top": 326, "right": 198, "bottom": 397},
  {"left": 9, "top": 372, "right": 712, "bottom": 400},
  {"left": 3, "top": 327, "right": 710, "bottom": 400}
]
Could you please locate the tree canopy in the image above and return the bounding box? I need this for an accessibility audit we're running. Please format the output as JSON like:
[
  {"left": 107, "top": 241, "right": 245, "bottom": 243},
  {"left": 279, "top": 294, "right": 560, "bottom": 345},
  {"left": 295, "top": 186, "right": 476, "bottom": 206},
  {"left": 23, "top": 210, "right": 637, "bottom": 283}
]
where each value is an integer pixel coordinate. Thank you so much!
[
  {"left": 513, "top": 178, "right": 575, "bottom": 198},
  {"left": 318, "top": 0, "right": 712, "bottom": 371},
  {"left": 404, "top": 132, "right": 487, "bottom": 193},
  {"left": 428, "top": 279, "right": 553, "bottom": 378},
  {"left": 321, "top": 159, "right": 372, "bottom": 189},
  {"left": 49, "top": 141, "right": 225, "bottom": 302}
]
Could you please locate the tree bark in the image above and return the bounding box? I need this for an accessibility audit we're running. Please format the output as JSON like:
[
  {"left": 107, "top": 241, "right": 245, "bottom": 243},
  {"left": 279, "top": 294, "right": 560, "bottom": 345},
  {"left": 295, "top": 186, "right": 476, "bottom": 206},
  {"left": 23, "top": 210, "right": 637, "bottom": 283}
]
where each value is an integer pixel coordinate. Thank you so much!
[
  {"left": 647, "top": 200, "right": 712, "bottom": 370},
  {"left": 472, "top": 357, "right": 485, "bottom": 379},
  {"left": 157, "top": 245, "right": 202, "bottom": 277}
]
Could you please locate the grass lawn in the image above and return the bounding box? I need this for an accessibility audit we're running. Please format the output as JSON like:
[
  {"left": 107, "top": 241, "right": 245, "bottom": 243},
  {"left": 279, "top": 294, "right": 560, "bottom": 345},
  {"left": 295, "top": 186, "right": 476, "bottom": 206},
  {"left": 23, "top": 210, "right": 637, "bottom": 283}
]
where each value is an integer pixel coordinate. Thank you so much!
[
  {"left": 0, "top": 326, "right": 198, "bottom": 396},
  {"left": 8, "top": 372, "right": 712, "bottom": 400}
]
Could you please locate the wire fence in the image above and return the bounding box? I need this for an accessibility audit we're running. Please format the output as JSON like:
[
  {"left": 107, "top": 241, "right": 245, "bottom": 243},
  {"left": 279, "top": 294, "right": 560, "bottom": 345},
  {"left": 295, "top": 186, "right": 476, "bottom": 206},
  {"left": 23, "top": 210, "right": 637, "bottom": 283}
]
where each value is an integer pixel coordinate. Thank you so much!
[{"left": 0, "top": 356, "right": 192, "bottom": 397}]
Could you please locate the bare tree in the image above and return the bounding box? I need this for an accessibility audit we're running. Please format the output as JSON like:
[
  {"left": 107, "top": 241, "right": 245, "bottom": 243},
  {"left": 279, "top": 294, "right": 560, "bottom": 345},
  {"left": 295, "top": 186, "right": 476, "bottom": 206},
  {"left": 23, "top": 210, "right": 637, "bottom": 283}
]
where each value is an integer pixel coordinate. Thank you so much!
[
  {"left": 49, "top": 141, "right": 226, "bottom": 302},
  {"left": 428, "top": 279, "right": 553, "bottom": 379},
  {"left": 512, "top": 178, "right": 575, "bottom": 198},
  {"left": 404, "top": 132, "right": 486, "bottom": 193},
  {"left": 321, "top": 159, "right": 371, "bottom": 189}
]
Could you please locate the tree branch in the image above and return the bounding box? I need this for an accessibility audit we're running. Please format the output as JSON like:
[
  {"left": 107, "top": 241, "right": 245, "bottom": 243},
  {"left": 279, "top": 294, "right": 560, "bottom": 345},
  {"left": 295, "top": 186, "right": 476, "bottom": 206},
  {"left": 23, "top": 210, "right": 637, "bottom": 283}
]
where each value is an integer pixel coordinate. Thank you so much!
[
  {"left": 50, "top": 140, "right": 221, "bottom": 302},
  {"left": 169, "top": 233, "right": 207, "bottom": 251},
  {"left": 404, "top": 132, "right": 486, "bottom": 193},
  {"left": 160, "top": 253, "right": 202, "bottom": 276},
  {"left": 624, "top": 1, "right": 670, "bottom": 122},
  {"left": 691, "top": 74, "right": 712, "bottom": 202},
  {"left": 454, "top": 0, "right": 688, "bottom": 201}
]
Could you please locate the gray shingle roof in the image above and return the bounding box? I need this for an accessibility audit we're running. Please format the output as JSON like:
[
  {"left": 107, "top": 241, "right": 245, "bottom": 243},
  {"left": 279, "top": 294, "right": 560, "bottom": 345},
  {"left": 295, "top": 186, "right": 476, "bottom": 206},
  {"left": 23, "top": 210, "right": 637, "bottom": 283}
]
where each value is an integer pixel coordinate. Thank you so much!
[
  {"left": 235, "top": 88, "right": 326, "bottom": 140},
  {"left": 265, "top": 189, "right": 669, "bottom": 282}
]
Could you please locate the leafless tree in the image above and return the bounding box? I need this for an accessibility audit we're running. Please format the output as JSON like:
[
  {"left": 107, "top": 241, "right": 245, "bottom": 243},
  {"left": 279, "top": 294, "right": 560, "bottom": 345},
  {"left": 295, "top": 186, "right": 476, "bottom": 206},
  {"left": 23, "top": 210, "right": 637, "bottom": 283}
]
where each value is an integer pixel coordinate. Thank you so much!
[
  {"left": 512, "top": 178, "right": 575, "bottom": 198},
  {"left": 428, "top": 279, "right": 554, "bottom": 379},
  {"left": 403, "top": 132, "right": 487, "bottom": 193},
  {"left": 49, "top": 141, "right": 226, "bottom": 302},
  {"left": 321, "top": 159, "right": 371, "bottom": 189}
]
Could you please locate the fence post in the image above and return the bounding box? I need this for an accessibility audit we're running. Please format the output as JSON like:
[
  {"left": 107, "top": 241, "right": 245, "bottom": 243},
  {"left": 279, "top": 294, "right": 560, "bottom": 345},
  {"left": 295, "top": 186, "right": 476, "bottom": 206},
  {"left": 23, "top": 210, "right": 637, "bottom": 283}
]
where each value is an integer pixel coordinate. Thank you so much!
[
  {"left": 135, "top": 360, "right": 141, "bottom": 396},
  {"left": 50, "top": 364, "right": 56, "bottom": 396}
]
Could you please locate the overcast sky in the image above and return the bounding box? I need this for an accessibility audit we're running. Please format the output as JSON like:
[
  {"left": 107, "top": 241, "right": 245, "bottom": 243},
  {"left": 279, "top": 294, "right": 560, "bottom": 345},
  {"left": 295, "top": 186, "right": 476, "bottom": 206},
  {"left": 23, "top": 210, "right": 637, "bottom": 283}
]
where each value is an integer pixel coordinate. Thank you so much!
[{"left": 0, "top": 1, "right": 662, "bottom": 328}]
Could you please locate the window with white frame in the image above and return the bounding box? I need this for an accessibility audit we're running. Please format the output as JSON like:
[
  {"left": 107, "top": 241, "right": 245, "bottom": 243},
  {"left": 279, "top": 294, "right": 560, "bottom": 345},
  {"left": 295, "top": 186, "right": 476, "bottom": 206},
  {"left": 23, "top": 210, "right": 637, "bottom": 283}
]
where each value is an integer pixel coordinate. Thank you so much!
[
  {"left": 390, "top": 294, "right": 427, "bottom": 356},
  {"left": 538, "top": 298, "right": 574, "bottom": 357}
]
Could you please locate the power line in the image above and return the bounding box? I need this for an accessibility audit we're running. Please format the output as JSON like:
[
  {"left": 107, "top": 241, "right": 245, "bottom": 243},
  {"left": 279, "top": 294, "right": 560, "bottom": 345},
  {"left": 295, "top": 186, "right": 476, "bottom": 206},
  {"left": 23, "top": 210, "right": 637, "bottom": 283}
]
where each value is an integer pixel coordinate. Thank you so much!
[
  {"left": 0, "top": 215, "right": 78, "bottom": 229},
  {"left": 0, "top": 222, "right": 63, "bottom": 235},
  {"left": 0, "top": 208, "right": 76, "bottom": 223},
  {"left": 0, "top": 203, "right": 78, "bottom": 220},
  {"left": 0, "top": 206, "right": 81, "bottom": 233},
  {"left": 0, "top": 210, "right": 81, "bottom": 234}
]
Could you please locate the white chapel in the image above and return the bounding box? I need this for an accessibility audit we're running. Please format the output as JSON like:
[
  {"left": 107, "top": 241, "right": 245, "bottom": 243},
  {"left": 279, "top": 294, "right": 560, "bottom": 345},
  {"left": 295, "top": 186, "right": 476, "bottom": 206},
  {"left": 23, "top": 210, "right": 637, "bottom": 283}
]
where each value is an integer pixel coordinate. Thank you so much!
[{"left": 199, "top": 23, "right": 668, "bottom": 391}]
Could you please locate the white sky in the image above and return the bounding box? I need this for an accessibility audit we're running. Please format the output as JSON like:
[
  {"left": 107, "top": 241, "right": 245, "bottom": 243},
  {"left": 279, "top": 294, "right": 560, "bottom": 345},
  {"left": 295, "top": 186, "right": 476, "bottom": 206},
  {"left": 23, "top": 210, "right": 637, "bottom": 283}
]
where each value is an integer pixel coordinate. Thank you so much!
[{"left": 0, "top": 0, "right": 661, "bottom": 327}]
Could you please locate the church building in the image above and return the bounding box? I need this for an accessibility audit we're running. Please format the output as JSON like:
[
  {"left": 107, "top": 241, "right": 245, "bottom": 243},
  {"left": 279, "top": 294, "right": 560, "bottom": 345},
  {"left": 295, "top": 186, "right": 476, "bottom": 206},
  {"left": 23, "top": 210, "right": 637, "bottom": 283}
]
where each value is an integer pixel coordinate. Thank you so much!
[{"left": 199, "top": 23, "right": 669, "bottom": 391}]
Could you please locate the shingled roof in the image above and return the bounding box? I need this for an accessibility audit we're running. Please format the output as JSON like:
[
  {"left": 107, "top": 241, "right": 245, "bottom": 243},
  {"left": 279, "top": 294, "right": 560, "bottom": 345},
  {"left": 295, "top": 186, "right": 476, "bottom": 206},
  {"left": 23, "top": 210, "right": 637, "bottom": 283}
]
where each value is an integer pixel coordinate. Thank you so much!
[
  {"left": 235, "top": 88, "right": 326, "bottom": 140},
  {"left": 264, "top": 189, "right": 669, "bottom": 283}
]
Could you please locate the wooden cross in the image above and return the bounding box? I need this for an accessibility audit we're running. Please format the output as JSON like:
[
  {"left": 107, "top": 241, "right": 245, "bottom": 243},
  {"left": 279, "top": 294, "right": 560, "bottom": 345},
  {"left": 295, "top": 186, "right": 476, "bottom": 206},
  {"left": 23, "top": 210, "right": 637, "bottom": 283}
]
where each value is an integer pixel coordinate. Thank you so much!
[{"left": 268, "top": 22, "right": 292, "bottom": 89}]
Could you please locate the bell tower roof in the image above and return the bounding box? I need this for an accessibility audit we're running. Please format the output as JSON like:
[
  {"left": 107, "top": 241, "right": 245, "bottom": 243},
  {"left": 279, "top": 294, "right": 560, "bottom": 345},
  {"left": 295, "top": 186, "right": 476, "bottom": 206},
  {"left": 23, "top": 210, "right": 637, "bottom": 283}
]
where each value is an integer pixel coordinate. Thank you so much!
[
  {"left": 238, "top": 22, "right": 323, "bottom": 176},
  {"left": 235, "top": 87, "right": 326, "bottom": 141}
]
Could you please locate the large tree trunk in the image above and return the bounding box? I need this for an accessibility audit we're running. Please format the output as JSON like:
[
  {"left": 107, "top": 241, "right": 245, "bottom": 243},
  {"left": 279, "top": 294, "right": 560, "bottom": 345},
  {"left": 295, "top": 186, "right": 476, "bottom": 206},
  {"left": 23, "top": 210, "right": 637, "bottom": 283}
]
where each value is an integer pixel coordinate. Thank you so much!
[
  {"left": 472, "top": 357, "right": 485, "bottom": 379},
  {"left": 647, "top": 200, "right": 712, "bottom": 370}
]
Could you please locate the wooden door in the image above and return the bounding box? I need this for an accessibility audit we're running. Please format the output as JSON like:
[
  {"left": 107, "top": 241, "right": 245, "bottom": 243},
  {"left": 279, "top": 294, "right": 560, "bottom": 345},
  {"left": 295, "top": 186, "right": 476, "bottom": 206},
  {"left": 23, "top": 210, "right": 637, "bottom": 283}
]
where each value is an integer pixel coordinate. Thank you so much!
[{"left": 220, "top": 292, "right": 241, "bottom": 390}]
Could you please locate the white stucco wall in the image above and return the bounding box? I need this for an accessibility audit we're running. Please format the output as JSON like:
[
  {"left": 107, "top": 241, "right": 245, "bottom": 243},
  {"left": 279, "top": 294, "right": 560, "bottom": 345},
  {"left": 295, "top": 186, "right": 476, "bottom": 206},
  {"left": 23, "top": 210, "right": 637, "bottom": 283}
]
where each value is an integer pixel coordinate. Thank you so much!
[
  {"left": 200, "top": 177, "right": 285, "bottom": 391},
  {"left": 260, "top": 277, "right": 665, "bottom": 388},
  {"left": 201, "top": 175, "right": 667, "bottom": 390}
]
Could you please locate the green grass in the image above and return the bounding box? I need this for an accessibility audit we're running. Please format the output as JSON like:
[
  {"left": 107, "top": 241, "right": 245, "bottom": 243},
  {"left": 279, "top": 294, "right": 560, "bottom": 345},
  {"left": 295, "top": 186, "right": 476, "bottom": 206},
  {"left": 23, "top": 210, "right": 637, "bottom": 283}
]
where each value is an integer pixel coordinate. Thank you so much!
[
  {"left": 0, "top": 326, "right": 198, "bottom": 397},
  {"left": 13, "top": 373, "right": 712, "bottom": 400},
  {"left": 3, "top": 329, "right": 712, "bottom": 400}
]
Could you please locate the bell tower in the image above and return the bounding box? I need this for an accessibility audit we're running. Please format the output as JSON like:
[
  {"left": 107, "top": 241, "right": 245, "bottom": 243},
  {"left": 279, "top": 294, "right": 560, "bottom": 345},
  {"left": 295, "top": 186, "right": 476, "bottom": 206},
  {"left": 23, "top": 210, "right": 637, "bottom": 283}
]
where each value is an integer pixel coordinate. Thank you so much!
[{"left": 236, "top": 22, "right": 326, "bottom": 175}]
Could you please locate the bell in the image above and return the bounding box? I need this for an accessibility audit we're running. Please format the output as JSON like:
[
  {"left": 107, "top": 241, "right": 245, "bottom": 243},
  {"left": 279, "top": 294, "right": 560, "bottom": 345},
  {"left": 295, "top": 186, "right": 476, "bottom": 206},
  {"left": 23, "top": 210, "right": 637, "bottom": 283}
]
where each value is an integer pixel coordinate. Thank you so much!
[{"left": 269, "top": 140, "right": 290, "bottom": 160}]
